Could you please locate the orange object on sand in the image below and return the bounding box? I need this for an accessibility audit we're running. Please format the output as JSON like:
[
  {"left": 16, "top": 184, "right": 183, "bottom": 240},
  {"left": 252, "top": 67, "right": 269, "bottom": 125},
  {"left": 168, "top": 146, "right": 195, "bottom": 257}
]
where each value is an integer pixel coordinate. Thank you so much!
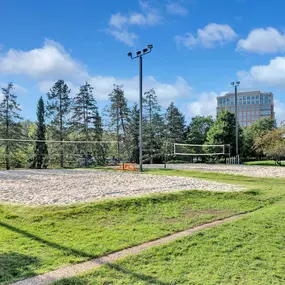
[{"left": 117, "top": 163, "right": 138, "bottom": 171}]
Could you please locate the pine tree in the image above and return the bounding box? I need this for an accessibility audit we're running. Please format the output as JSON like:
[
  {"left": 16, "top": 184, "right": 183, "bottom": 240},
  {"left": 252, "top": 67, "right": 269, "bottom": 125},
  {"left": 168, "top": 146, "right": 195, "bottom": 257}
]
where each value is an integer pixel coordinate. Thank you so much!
[
  {"left": 46, "top": 80, "right": 72, "bottom": 167},
  {"left": 166, "top": 102, "right": 186, "bottom": 143},
  {"left": 30, "top": 97, "right": 48, "bottom": 169},
  {"left": 0, "top": 83, "right": 23, "bottom": 170},
  {"left": 143, "top": 88, "right": 165, "bottom": 163},
  {"left": 71, "top": 82, "right": 101, "bottom": 166},
  {"left": 127, "top": 103, "right": 140, "bottom": 163},
  {"left": 107, "top": 85, "right": 130, "bottom": 160}
]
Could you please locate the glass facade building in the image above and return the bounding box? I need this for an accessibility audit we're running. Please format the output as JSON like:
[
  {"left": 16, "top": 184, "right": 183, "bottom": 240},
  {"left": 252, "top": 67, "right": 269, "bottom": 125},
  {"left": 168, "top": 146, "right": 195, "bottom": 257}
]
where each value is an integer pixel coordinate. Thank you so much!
[{"left": 217, "top": 91, "right": 274, "bottom": 127}]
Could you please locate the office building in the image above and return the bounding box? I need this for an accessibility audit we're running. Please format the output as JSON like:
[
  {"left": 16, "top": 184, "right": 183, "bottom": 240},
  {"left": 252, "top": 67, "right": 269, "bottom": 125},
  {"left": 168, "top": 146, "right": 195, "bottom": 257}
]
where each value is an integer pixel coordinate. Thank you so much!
[{"left": 217, "top": 91, "right": 274, "bottom": 127}]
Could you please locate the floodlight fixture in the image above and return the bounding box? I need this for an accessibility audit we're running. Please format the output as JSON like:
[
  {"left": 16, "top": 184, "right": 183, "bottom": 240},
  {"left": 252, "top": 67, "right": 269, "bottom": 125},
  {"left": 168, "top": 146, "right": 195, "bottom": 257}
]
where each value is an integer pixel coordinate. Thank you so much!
[
  {"left": 148, "top": 44, "right": 153, "bottom": 49},
  {"left": 136, "top": 51, "right": 142, "bottom": 56},
  {"left": 128, "top": 52, "right": 132, "bottom": 57},
  {"left": 142, "top": 48, "right": 148, "bottom": 53}
]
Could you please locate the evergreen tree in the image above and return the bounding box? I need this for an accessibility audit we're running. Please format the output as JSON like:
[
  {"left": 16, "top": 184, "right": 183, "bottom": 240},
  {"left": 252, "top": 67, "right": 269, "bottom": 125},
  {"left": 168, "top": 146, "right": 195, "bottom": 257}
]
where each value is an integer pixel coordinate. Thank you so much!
[
  {"left": 107, "top": 85, "right": 130, "bottom": 159},
  {"left": 71, "top": 82, "right": 104, "bottom": 166},
  {"left": 71, "top": 82, "right": 98, "bottom": 140},
  {"left": 0, "top": 83, "right": 23, "bottom": 170},
  {"left": 127, "top": 103, "right": 140, "bottom": 163},
  {"left": 143, "top": 88, "right": 165, "bottom": 163},
  {"left": 46, "top": 80, "right": 72, "bottom": 167},
  {"left": 30, "top": 97, "right": 48, "bottom": 169},
  {"left": 206, "top": 110, "right": 243, "bottom": 156},
  {"left": 166, "top": 102, "right": 186, "bottom": 143}
]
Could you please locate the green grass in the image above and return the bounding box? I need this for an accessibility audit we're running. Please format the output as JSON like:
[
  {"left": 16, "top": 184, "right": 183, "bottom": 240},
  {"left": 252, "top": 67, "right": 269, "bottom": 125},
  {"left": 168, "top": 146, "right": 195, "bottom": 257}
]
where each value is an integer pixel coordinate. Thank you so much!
[
  {"left": 47, "top": 169, "right": 285, "bottom": 285},
  {"left": 0, "top": 187, "right": 261, "bottom": 285},
  {"left": 53, "top": 200, "right": 285, "bottom": 285},
  {"left": 244, "top": 160, "right": 285, "bottom": 167}
]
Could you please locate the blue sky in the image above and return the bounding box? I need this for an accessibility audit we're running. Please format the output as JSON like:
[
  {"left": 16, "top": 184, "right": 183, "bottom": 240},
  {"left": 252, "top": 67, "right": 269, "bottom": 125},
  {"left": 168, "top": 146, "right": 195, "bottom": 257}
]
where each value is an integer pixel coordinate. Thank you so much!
[{"left": 0, "top": 0, "right": 285, "bottom": 124}]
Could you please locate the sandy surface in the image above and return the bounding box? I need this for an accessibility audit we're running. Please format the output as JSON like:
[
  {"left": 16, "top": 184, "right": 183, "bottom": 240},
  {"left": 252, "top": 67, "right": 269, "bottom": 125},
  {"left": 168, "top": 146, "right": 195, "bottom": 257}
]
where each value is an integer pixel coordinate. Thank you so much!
[
  {"left": 144, "top": 164, "right": 285, "bottom": 178},
  {"left": 0, "top": 169, "right": 242, "bottom": 205}
]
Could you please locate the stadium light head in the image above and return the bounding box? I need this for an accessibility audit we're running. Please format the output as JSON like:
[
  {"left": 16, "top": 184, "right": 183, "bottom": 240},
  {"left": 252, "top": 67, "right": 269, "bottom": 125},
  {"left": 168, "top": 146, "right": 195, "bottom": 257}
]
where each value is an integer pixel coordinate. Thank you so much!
[
  {"left": 142, "top": 48, "right": 148, "bottom": 53},
  {"left": 231, "top": 82, "right": 235, "bottom": 86},
  {"left": 148, "top": 44, "right": 153, "bottom": 49},
  {"left": 128, "top": 52, "right": 132, "bottom": 57},
  {"left": 136, "top": 51, "right": 142, "bottom": 56},
  {"left": 237, "top": 81, "right": 240, "bottom": 85}
]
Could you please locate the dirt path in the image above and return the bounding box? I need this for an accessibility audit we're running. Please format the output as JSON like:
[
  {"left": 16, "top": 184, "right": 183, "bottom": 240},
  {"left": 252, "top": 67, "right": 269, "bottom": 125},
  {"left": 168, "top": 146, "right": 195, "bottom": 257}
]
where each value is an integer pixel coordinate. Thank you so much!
[{"left": 11, "top": 214, "right": 246, "bottom": 285}]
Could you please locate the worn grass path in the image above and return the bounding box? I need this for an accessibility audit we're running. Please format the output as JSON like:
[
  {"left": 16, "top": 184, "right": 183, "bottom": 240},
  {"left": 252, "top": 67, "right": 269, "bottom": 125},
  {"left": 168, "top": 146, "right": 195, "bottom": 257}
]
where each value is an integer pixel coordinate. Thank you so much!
[{"left": 11, "top": 214, "right": 246, "bottom": 285}]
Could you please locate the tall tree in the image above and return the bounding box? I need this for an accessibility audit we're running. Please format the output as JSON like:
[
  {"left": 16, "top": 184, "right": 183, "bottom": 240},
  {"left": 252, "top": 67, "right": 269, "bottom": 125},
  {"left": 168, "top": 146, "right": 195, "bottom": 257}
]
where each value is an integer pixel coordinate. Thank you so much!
[
  {"left": 107, "top": 85, "right": 130, "bottom": 159},
  {"left": 71, "top": 82, "right": 103, "bottom": 166},
  {"left": 187, "top": 116, "right": 214, "bottom": 145},
  {"left": 143, "top": 88, "right": 165, "bottom": 163},
  {"left": 243, "top": 117, "right": 276, "bottom": 159},
  {"left": 46, "top": 80, "right": 72, "bottom": 167},
  {"left": 255, "top": 128, "right": 285, "bottom": 165},
  {"left": 30, "top": 97, "right": 48, "bottom": 169},
  {"left": 71, "top": 82, "right": 98, "bottom": 140},
  {"left": 166, "top": 102, "right": 186, "bottom": 143},
  {"left": 0, "top": 83, "right": 23, "bottom": 170},
  {"left": 206, "top": 110, "right": 243, "bottom": 156},
  {"left": 127, "top": 103, "right": 140, "bottom": 163}
]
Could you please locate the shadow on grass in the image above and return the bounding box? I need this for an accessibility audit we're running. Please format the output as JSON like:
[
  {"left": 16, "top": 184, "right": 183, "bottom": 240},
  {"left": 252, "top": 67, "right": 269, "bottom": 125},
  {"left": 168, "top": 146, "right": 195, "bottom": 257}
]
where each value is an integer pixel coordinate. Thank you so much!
[
  {"left": 0, "top": 252, "right": 39, "bottom": 284},
  {"left": 0, "top": 221, "right": 94, "bottom": 259},
  {"left": 105, "top": 263, "right": 172, "bottom": 285}
]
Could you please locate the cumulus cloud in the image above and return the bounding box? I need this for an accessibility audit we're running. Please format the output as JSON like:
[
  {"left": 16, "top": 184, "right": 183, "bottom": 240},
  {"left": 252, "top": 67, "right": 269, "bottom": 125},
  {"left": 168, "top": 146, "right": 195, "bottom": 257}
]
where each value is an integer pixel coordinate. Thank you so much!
[
  {"left": 109, "top": 13, "right": 128, "bottom": 29},
  {"left": 0, "top": 39, "right": 88, "bottom": 81},
  {"left": 88, "top": 75, "right": 193, "bottom": 106},
  {"left": 237, "top": 27, "right": 285, "bottom": 53},
  {"left": 184, "top": 92, "right": 218, "bottom": 119},
  {"left": 106, "top": 3, "right": 162, "bottom": 46},
  {"left": 106, "top": 29, "right": 138, "bottom": 46},
  {"left": 166, "top": 2, "right": 188, "bottom": 16},
  {"left": 238, "top": 57, "right": 285, "bottom": 87},
  {"left": 274, "top": 100, "right": 285, "bottom": 125},
  {"left": 176, "top": 23, "right": 237, "bottom": 48}
]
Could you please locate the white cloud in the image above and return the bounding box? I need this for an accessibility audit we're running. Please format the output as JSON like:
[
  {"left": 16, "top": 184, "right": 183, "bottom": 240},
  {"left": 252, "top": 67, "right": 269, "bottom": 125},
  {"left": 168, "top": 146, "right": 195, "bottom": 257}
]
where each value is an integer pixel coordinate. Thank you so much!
[
  {"left": 106, "top": 2, "right": 162, "bottom": 46},
  {"left": 184, "top": 92, "right": 218, "bottom": 119},
  {"left": 237, "top": 27, "right": 285, "bottom": 53},
  {"left": 106, "top": 29, "right": 138, "bottom": 46},
  {"left": 175, "top": 33, "right": 196, "bottom": 48},
  {"left": 167, "top": 2, "right": 188, "bottom": 16},
  {"left": 275, "top": 100, "right": 285, "bottom": 125},
  {"left": 176, "top": 23, "right": 237, "bottom": 48},
  {"left": 89, "top": 75, "right": 193, "bottom": 106},
  {"left": 0, "top": 39, "right": 88, "bottom": 81},
  {"left": 109, "top": 13, "right": 128, "bottom": 29},
  {"left": 238, "top": 57, "right": 285, "bottom": 87}
]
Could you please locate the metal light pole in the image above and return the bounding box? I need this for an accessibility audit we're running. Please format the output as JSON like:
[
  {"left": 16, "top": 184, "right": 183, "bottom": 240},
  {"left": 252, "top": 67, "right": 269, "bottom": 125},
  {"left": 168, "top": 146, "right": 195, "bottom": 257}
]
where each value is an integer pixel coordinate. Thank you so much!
[
  {"left": 128, "top": 45, "right": 153, "bottom": 172},
  {"left": 231, "top": 81, "right": 240, "bottom": 159}
]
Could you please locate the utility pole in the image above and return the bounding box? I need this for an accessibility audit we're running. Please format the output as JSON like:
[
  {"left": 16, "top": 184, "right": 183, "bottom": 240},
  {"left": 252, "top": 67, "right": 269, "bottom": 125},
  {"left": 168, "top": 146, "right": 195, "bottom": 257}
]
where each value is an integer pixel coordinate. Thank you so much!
[{"left": 128, "top": 44, "right": 153, "bottom": 172}]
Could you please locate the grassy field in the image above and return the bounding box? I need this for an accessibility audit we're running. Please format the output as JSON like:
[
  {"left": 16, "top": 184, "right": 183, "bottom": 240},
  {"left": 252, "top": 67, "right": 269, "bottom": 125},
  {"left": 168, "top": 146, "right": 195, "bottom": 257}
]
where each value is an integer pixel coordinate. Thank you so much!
[
  {"left": 53, "top": 200, "right": 285, "bottom": 285},
  {"left": 1, "top": 169, "right": 285, "bottom": 284},
  {"left": 49, "top": 169, "right": 285, "bottom": 285},
  {"left": 0, "top": 186, "right": 260, "bottom": 284},
  {"left": 244, "top": 160, "right": 284, "bottom": 166}
]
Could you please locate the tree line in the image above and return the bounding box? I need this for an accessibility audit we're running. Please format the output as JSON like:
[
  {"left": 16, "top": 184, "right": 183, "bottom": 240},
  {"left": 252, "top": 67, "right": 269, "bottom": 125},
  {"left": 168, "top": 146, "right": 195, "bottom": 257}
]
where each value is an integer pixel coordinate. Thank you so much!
[{"left": 0, "top": 80, "right": 284, "bottom": 169}]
